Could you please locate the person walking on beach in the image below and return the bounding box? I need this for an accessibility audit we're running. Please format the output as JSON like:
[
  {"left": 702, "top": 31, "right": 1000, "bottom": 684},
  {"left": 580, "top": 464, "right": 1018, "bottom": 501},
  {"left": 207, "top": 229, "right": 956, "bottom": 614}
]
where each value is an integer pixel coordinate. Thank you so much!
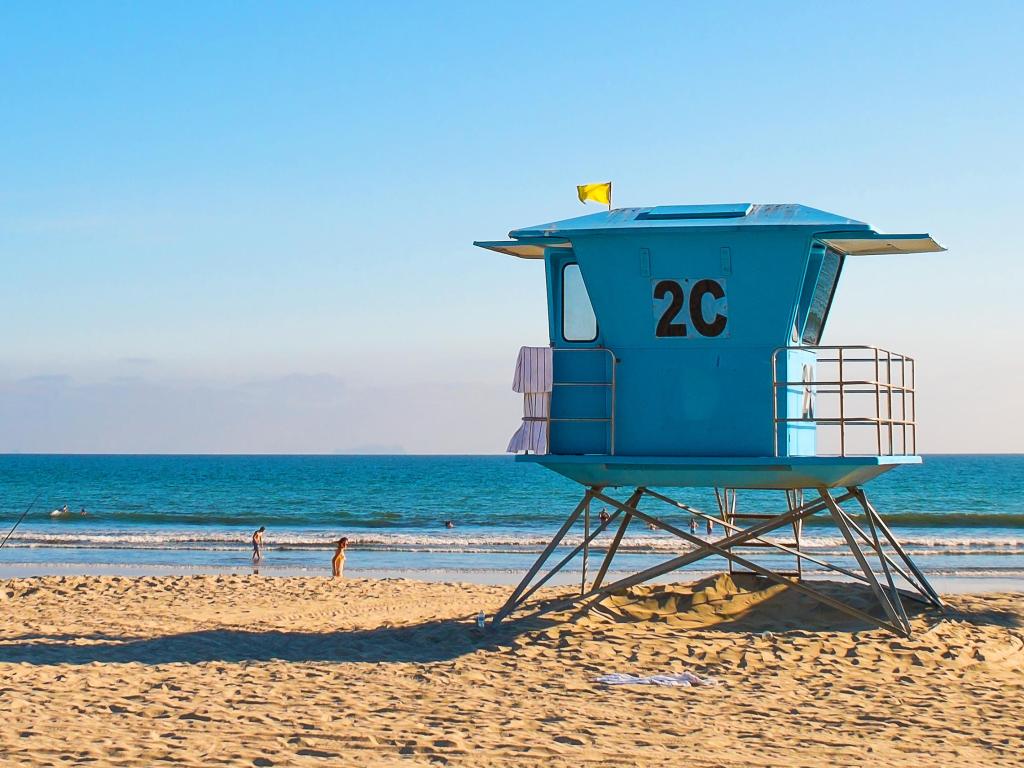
[
  {"left": 332, "top": 537, "right": 349, "bottom": 578},
  {"left": 252, "top": 526, "right": 266, "bottom": 562}
]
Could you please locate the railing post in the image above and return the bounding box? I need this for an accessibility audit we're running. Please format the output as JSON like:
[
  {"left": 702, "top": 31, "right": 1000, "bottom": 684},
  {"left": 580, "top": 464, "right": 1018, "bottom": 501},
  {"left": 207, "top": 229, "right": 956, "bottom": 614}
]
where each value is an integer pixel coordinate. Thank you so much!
[
  {"left": 874, "top": 348, "right": 882, "bottom": 456},
  {"left": 838, "top": 347, "right": 846, "bottom": 457},
  {"left": 911, "top": 358, "right": 917, "bottom": 455},
  {"left": 609, "top": 353, "right": 616, "bottom": 456},
  {"left": 771, "top": 348, "right": 780, "bottom": 457},
  {"left": 886, "top": 351, "right": 894, "bottom": 456},
  {"left": 900, "top": 355, "right": 907, "bottom": 455}
]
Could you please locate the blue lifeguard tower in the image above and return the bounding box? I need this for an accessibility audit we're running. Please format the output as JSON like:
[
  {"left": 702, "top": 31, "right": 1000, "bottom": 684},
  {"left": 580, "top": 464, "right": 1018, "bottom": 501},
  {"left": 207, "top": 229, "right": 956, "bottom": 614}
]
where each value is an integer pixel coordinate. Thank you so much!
[{"left": 476, "top": 202, "right": 945, "bottom": 636}]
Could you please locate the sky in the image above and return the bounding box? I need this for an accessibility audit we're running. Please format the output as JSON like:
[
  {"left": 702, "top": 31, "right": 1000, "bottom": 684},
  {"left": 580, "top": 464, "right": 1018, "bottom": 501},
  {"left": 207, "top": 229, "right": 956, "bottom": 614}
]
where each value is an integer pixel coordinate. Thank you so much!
[{"left": 1, "top": 1, "right": 1022, "bottom": 454}]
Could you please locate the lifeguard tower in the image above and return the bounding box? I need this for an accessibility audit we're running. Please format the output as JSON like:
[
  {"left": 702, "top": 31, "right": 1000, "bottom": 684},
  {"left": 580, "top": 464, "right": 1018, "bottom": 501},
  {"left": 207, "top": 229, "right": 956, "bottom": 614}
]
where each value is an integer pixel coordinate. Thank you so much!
[{"left": 476, "top": 202, "right": 945, "bottom": 636}]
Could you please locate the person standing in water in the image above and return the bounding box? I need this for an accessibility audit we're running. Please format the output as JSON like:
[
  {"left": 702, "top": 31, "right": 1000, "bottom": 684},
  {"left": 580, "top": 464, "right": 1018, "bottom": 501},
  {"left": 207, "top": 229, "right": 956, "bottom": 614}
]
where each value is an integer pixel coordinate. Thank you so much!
[
  {"left": 251, "top": 526, "right": 266, "bottom": 562},
  {"left": 332, "top": 537, "right": 349, "bottom": 578}
]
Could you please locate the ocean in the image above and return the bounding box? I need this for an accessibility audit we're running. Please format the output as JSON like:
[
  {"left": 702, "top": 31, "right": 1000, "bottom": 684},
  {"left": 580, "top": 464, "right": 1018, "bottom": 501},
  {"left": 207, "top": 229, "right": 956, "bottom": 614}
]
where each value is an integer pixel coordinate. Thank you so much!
[{"left": 0, "top": 454, "right": 1022, "bottom": 585}]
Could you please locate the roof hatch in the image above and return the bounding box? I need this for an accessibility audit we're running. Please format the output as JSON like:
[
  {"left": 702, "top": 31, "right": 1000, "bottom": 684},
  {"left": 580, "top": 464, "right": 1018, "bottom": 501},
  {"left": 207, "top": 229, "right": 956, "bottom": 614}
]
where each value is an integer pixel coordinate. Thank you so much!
[{"left": 635, "top": 203, "right": 752, "bottom": 221}]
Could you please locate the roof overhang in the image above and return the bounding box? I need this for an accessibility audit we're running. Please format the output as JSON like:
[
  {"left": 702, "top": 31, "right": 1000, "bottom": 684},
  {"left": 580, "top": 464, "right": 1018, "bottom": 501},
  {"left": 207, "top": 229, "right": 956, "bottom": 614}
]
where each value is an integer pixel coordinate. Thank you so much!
[
  {"left": 473, "top": 238, "right": 572, "bottom": 260},
  {"left": 816, "top": 232, "right": 945, "bottom": 256}
]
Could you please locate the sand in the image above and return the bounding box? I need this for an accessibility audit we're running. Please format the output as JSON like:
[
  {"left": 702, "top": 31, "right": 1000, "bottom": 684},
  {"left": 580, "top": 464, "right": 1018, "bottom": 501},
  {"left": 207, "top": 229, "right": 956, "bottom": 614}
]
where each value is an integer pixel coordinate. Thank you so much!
[{"left": 0, "top": 573, "right": 1021, "bottom": 767}]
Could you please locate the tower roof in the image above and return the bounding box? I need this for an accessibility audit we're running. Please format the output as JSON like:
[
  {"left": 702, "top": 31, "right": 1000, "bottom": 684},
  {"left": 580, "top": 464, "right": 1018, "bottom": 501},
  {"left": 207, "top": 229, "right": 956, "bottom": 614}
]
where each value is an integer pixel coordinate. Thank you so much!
[{"left": 509, "top": 203, "right": 869, "bottom": 239}]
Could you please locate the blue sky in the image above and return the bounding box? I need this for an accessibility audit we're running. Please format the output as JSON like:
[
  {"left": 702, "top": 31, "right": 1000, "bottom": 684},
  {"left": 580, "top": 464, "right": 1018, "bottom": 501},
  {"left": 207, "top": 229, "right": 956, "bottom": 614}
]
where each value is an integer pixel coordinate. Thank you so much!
[{"left": 1, "top": 1, "right": 1021, "bottom": 452}]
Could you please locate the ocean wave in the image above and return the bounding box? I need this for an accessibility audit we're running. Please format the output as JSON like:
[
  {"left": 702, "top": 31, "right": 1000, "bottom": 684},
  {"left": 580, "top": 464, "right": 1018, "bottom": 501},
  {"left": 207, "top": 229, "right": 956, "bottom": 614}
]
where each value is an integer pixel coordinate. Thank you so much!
[
  {"left": 4, "top": 529, "right": 1024, "bottom": 556},
  {"left": 13, "top": 509, "right": 1024, "bottom": 531}
]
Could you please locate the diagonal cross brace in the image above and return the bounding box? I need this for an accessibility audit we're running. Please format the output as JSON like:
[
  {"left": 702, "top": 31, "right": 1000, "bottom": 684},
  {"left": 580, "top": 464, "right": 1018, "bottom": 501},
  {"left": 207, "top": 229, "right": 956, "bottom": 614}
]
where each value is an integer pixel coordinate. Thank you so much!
[
  {"left": 641, "top": 486, "right": 922, "bottom": 600},
  {"left": 492, "top": 489, "right": 593, "bottom": 625},
  {"left": 820, "top": 488, "right": 911, "bottom": 637},
  {"left": 576, "top": 489, "right": 907, "bottom": 634},
  {"left": 849, "top": 487, "right": 944, "bottom": 609}
]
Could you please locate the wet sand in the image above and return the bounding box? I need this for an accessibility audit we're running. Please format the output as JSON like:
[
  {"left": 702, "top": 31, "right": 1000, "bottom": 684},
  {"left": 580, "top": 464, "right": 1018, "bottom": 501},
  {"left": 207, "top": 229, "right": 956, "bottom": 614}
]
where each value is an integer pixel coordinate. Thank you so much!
[{"left": 0, "top": 574, "right": 1021, "bottom": 766}]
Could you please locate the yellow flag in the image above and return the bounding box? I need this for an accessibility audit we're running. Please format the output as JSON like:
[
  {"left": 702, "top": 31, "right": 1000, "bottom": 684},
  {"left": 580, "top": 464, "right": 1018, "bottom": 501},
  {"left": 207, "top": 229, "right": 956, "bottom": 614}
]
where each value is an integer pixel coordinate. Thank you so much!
[{"left": 577, "top": 182, "right": 612, "bottom": 207}]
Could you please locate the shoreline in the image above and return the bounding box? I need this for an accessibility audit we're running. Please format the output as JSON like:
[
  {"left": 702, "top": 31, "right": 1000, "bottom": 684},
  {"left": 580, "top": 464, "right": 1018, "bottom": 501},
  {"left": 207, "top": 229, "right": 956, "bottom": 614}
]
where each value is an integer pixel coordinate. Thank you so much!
[{"left": 0, "top": 560, "right": 1023, "bottom": 594}]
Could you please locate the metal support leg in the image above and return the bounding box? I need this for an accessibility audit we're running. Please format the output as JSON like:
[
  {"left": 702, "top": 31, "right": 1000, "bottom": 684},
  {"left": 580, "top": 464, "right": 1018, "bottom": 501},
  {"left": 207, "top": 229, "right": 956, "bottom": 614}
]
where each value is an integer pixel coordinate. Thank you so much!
[
  {"left": 517, "top": 509, "right": 621, "bottom": 605},
  {"left": 832, "top": 489, "right": 931, "bottom": 602},
  {"left": 863, "top": 499, "right": 911, "bottom": 631},
  {"left": 591, "top": 489, "right": 643, "bottom": 591},
  {"left": 850, "top": 487, "right": 944, "bottom": 610},
  {"left": 492, "top": 489, "right": 593, "bottom": 625},
  {"left": 581, "top": 500, "right": 590, "bottom": 596},
  {"left": 821, "top": 488, "right": 911, "bottom": 637},
  {"left": 787, "top": 489, "right": 804, "bottom": 580}
]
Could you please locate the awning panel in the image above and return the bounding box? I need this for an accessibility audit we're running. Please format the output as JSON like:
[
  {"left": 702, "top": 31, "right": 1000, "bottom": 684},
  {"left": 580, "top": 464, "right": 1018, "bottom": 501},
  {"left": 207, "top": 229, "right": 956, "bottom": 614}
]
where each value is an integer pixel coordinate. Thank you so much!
[
  {"left": 818, "top": 233, "right": 945, "bottom": 256},
  {"left": 473, "top": 239, "right": 571, "bottom": 259}
]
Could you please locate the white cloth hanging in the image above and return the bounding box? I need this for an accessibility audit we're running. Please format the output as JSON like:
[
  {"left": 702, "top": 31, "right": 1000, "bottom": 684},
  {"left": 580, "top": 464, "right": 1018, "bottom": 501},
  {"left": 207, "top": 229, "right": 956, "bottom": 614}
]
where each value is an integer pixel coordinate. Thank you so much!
[
  {"left": 506, "top": 393, "right": 550, "bottom": 454},
  {"left": 512, "top": 346, "right": 553, "bottom": 394},
  {"left": 508, "top": 347, "right": 553, "bottom": 454}
]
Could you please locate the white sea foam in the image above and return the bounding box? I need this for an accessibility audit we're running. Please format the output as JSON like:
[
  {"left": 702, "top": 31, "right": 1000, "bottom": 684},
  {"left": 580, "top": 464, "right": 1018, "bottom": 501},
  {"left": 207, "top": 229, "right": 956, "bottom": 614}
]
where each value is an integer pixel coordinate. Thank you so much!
[{"left": 4, "top": 528, "right": 1024, "bottom": 556}]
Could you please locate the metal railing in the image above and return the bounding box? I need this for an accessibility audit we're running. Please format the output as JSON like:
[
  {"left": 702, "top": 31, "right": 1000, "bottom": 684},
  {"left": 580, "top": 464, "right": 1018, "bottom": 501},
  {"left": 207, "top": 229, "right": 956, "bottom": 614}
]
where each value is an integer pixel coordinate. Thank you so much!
[
  {"left": 771, "top": 345, "right": 916, "bottom": 457},
  {"left": 547, "top": 347, "right": 617, "bottom": 455}
]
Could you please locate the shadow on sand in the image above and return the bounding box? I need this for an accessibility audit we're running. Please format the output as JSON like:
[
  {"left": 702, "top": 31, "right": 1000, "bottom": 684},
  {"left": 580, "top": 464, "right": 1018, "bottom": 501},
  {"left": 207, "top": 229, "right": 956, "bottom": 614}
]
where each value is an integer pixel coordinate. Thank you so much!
[
  {"left": 0, "top": 615, "right": 559, "bottom": 666},
  {"left": 1, "top": 576, "right": 1014, "bottom": 666}
]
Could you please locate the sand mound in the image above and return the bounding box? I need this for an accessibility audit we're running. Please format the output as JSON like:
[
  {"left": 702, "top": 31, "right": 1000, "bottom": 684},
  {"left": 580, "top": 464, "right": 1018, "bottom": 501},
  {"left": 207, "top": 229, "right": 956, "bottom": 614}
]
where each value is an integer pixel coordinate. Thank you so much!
[
  {"left": 581, "top": 573, "right": 1024, "bottom": 679},
  {"left": 596, "top": 572, "right": 926, "bottom": 631}
]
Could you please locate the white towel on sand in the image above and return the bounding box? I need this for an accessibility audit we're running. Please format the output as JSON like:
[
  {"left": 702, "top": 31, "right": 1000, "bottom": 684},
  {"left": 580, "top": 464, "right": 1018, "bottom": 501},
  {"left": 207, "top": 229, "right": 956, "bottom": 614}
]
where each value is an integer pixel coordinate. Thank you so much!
[{"left": 593, "top": 672, "right": 719, "bottom": 688}]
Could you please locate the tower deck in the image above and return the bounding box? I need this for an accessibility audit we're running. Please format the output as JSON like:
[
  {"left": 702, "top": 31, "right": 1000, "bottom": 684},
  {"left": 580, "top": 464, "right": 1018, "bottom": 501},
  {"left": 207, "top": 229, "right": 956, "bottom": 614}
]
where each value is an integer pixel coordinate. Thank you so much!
[{"left": 517, "top": 453, "right": 921, "bottom": 490}]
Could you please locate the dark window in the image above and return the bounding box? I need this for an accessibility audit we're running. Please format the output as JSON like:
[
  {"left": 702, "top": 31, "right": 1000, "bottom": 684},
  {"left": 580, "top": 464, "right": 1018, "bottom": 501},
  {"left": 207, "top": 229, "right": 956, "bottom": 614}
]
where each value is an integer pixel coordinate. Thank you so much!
[
  {"left": 562, "top": 263, "right": 598, "bottom": 342},
  {"left": 802, "top": 248, "right": 842, "bottom": 344}
]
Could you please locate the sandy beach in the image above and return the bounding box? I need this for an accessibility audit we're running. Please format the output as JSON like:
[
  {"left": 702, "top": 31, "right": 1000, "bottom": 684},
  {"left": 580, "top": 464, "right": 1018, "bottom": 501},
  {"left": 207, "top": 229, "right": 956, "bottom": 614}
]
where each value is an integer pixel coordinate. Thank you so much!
[{"left": 0, "top": 574, "right": 1021, "bottom": 767}]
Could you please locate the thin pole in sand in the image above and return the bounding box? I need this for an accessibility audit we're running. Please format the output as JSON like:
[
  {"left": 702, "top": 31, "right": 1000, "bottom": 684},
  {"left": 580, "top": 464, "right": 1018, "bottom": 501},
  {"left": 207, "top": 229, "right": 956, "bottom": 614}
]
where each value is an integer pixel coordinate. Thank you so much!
[
  {"left": 0, "top": 493, "right": 41, "bottom": 552},
  {"left": 517, "top": 508, "right": 620, "bottom": 605},
  {"left": 581, "top": 499, "right": 590, "bottom": 596},
  {"left": 591, "top": 488, "right": 643, "bottom": 591}
]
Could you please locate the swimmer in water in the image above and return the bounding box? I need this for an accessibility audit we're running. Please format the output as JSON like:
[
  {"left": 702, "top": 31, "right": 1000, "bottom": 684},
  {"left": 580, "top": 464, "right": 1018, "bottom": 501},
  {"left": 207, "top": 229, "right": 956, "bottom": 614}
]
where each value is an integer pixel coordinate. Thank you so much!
[
  {"left": 332, "top": 537, "right": 349, "bottom": 578},
  {"left": 598, "top": 509, "right": 610, "bottom": 525},
  {"left": 444, "top": 520, "right": 455, "bottom": 529},
  {"left": 252, "top": 526, "right": 266, "bottom": 562}
]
